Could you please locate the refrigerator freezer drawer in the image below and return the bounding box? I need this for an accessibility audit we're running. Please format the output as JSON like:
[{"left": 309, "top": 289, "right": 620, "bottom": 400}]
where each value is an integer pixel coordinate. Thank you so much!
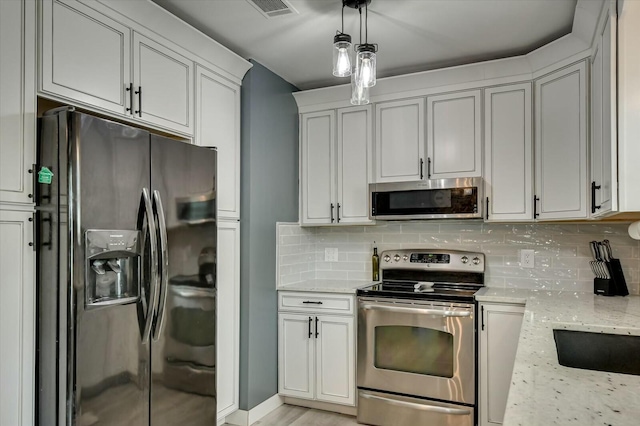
[{"left": 357, "top": 390, "right": 474, "bottom": 426}]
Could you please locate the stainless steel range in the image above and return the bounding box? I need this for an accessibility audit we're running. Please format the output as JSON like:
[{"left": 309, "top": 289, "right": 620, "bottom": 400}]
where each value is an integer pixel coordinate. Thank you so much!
[{"left": 356, "top": 249, "right": 484, "bottom": 426}]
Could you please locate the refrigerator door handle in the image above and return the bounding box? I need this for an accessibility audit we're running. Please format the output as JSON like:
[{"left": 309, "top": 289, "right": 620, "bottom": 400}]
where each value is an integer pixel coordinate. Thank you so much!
[
  {"left": 140, "top": 187, "right": 159, "bottom": 344},
  {"left": 152, "top": 189, "right": 169, "bottom": 342}
]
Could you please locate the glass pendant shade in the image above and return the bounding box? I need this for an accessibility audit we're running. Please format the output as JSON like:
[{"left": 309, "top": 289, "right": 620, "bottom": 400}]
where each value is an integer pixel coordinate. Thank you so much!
[
  {"left": 356, "top": 47, "right": 376, "bottom": 87},
  {"left": 351, "top": 68, "right": 369, "bottom": 105},
  {"left": 333, "top": 34, "right": 352, "bottom": 77}
]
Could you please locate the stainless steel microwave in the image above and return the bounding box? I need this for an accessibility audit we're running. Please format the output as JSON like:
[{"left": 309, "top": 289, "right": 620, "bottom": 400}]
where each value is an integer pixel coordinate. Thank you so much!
[{"left": 369, "top": 177, "right": 484, "bottom": 220}]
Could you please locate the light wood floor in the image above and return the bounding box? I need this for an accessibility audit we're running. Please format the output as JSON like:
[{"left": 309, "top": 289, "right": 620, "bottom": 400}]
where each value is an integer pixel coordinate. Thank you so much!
[{"left": 225, "top": 404, "right": 360, "bottom": 426}]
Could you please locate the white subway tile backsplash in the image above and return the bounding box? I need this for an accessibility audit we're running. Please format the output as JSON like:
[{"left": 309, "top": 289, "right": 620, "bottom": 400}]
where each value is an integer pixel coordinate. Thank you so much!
[{"left": 276, "top": 222, "right": 640, "bottom": 294}]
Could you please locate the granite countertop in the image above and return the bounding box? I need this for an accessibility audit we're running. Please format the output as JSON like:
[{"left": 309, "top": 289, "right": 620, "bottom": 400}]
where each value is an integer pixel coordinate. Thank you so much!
[
  {"left": 475, "top": 287, "right": 640, "bottom": 426},
  {"left": 277, "top": 279, "right": 375, "bottom": 294}
]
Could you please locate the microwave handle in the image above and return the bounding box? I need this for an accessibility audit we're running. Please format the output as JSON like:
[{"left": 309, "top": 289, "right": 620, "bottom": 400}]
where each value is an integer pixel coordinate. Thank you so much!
[{"left": 361, "top": 303, "right": 471, "bottom": 317}]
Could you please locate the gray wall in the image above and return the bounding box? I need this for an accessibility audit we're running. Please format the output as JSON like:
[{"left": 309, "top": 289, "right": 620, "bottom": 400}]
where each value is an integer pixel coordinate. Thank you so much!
[{"left": 239, "top": 60, "right": 299, "bottom": 410}]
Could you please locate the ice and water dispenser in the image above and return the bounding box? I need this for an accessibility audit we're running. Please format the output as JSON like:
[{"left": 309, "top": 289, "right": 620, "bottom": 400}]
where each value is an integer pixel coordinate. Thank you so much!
[{"left": 85, "top": 230, "right": 141, "bottom": 307}]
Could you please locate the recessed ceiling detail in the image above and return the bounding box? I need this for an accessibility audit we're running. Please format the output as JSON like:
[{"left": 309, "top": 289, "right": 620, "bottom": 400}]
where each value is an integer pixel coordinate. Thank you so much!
[
  {"left": 152, "top": 0, "right": 578, "bottom": 90},
  {"left": 246, "top": 0, "right": 298, "bottom": 18}
]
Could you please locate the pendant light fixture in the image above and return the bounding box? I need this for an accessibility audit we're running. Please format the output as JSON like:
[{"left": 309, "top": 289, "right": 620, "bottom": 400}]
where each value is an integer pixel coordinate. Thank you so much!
[
  {"left": 354, "top": 1, "right": 377, "bottom": 88},
  {"left": 332, "top": 3, "right": 352, "bottom": 77},
  {"left": 333, "top": 1, "right": 377, "bottom": 104}
]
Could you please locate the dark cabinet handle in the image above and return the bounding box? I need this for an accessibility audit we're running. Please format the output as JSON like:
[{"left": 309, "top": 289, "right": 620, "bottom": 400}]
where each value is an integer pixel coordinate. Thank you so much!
[
  {"left": 419, "top": 158, "right": 424, "bottom": 179},
  {"left": 486, "top": 197, "right": 489, "bottom": 220},
  {"left": 315, "top": 317, "right": 319, "bottom": 338},
  {"left": 534, "top": 195, "right": 540, "bottom": 219},
  {"left": 427, "top": 157, "right": 432, "bottom": 179},
  {"left": 330, "top": 203, "right": 335, "bottom": 223},
  {"left": 134, "top": 86, "right": 142, "bottom": 117},
  {"left": 126, "top": 83, "right": 134, "bottom": 115},
  {"left": 481, "top": 305, "right": 485, "bottom": 331},
  {"left": 302, "top": 301, "right": 323, "bottom": 305},
  {"left": 591, "top": 181, "right": 602, "bottom": 214},
  {"left": 308, "top": 317, "right": 312, "bottom": 338},
  {"left": 337, "top": 203, "right": 341, "bottom": 223}
]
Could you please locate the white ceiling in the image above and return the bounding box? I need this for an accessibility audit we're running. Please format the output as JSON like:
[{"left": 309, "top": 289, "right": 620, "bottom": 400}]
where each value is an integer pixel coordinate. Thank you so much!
[{"left": 151, "top": 0, "right": 578, "bottom": 90}]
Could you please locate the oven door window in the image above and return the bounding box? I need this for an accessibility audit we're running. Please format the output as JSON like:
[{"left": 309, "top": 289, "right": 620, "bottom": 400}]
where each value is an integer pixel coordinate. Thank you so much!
[{"left": 374, "top": 325, "right": 453, "bottom": 378}]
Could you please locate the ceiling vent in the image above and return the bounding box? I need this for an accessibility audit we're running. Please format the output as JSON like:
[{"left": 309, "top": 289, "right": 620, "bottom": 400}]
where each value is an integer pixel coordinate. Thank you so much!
[{"left": 246, "top": 0, "right": 298, "bottom": 18}]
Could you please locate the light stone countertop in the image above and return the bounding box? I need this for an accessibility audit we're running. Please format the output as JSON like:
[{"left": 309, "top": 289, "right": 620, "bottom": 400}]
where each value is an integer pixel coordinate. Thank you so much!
[
  {"left": 475, "top": 287, "right": 640, "bottom": 426},
  {"left": 277, "top": 279, "right": 375, "bottom": 294}
]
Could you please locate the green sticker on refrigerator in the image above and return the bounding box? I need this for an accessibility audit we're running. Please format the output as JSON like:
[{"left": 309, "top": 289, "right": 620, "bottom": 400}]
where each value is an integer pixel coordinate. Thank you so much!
[{"left": 38, "top": 166, "right": 54, "bottom": 184}]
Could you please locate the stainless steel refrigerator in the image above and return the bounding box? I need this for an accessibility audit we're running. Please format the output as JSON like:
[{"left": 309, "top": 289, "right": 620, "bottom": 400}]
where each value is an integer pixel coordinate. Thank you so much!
[{"left": 36, "top": 108, "right": 217, "bottom": 425}]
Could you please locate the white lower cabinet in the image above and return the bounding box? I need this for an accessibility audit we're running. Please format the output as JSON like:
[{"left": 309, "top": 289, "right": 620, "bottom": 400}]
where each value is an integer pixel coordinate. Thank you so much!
[
  {"left": 478, "top": 302, "right": 525, "bottom": 426},
  {"left": 278, "top": 292, "right": 355, "bottom": 406},
  {"left": 0, "top": 209, "right": 35, "bottom": 426},
  {"left": 216, "top": 220, "right": 240, "bottom": 419}
]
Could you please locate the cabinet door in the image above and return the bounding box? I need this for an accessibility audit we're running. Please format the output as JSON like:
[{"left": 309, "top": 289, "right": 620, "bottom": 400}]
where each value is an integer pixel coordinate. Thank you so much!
[
  {"left": 484, "top": 84, "right": 532, "bottom": 221},
  {"left": 1, "top": 0, "right": 36, "bottom": 205},
  {"left": 40, "top": 0, "right": 130, "bottom": 115},
  {"left": 337, "top": 106, "right": 373, "bottom": 224},
  {"left": 591, "top": 7, "right": 618, "bottom": 217},
  {"left": 278, "top": 313, "right": 315, "bottom": 399},
  {"left": 195, "top": 66, "right": 240, "bottom": 219},
  {"left": 216, "top": 221, "right": 240, "bottom": 419},
  {"left": 315, "top": 315, "right": 355, "bottom": 406},
  {"left": 300, "top": 111, "right": 335, "bottom": 225},
  {"left": 374, "top": 98, "right": 425, "bottom": 183},
  {"left": 133, "top": 32, "right": 193, "bottom": 135},
  {"left": 479, "top": 303, "right": 524, "bottom": 426},
  {"left": 534, "top": 62, "right": 588, "bottom": 220},
  {"left": 427, "top": 90, "right": 482, "bottom": 179},
  {"left": 0, "top": 210, "right": 35, "bottom": 426}
]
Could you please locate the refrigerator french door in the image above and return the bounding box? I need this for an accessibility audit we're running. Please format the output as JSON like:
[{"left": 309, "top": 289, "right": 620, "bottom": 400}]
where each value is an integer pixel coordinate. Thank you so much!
[{"left": 36, "top": 108, "right": 217, "bottom": 426}]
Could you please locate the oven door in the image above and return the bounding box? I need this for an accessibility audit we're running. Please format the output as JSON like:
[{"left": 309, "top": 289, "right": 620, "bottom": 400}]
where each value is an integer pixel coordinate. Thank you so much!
[{"left": 357, "top": 297, "right": 475, "bottom": 404}]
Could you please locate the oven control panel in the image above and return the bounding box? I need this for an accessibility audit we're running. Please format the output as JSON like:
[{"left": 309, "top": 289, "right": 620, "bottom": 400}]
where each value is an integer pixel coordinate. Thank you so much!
[
  {"left": 410, "top": 253, "right": 450, "bottom": 264},
  {"left": 380, "top": 249, "right": 484, "bottom": 272}
]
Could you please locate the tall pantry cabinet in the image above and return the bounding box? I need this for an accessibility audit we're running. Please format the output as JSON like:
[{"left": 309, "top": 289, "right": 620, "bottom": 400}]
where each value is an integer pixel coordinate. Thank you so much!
[{"left": 0, "top": 1, "right": 37, "bottom": 426}]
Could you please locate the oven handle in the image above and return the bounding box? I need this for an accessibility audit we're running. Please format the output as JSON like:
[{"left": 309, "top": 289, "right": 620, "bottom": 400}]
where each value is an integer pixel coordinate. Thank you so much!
[
  {"left": 361, "top": 303, "right": 472, "bottom": 317},
  {"left": 360, "top": 393, "right": 472, "bottom": 416}
]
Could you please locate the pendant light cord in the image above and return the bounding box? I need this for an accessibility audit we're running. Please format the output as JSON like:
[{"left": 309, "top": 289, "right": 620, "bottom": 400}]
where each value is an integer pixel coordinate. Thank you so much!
[
  {"left": 359, "top": 5, "right": 363, "bottom": 45},
  {"left": 365, "top": 2, "right": 368, "bottom": 44},
  {"left": 341, "top": 3, "right": 345, "bottom": 33}
]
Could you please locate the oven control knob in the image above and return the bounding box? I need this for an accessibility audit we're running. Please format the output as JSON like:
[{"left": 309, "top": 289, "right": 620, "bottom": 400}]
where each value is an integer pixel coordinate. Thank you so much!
[
  {"left": 472, "top": 256, "right": 481, "bottom": 265},
  {"left": 403, "top": 255, "right": 409, "bottom": 261},
  {"left": 394, "top": 254, "right": 401, "bottom": 262},
  {"left": 461, "top": 256, "right": 469, "bottom": 264},
  {"left": 383, "top": 255, "right": 391, "bottom": 262}
]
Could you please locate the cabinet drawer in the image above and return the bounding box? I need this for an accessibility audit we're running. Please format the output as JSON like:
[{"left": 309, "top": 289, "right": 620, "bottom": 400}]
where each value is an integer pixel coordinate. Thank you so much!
[{"left": 278, "top": 292, "right": 354, "bottom": 315}]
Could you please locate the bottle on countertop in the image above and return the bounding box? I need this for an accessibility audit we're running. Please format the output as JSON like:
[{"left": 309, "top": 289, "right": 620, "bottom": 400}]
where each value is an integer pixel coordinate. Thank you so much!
[{"left": 372, "top": 244, "right": 379, "bottom": 282}]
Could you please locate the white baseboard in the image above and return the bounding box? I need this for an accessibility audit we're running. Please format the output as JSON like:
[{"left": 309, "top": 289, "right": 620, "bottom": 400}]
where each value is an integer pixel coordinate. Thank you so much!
[{"left": 224, "top": 394, "right": 284, "bottom": 426}]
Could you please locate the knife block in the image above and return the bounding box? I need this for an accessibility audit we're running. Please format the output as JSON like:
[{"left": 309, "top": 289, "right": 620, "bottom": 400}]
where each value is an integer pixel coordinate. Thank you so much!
[
  {"left": 594, "top": 278, "right": 616, "bottom": 296},
  {"left": 607, "top": 259, "right": 629, "bottom": 296}
]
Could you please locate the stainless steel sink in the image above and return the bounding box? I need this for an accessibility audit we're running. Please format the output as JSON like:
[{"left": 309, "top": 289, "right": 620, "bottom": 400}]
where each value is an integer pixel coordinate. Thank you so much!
[{"left": 553, "top": 329, "right": 640, "bottom": 376}]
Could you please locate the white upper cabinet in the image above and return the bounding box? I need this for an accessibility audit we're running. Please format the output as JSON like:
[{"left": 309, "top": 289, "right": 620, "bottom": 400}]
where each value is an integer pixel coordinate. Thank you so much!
[
  {"left": 1, "top": 0, "right": 36, "bottom": 205},
  {"left": 484, "top": 84, "right": 533, "bottom": 221},
  {"left": 427, "top": 90, "right": 482, "bottom": 179},
  {"left": 40, "top": 0, "right": 195, "bottom": 136},
  {"left": 374, "top": 98, "right": 425, "bottom": 183},
  {"left": 132, "top": 32, "right": 193, "bottom": 134},
  {"left": 336, "top": 106, "right": 373, "bottom": 224},
  {"left": 41, "top": 0, "right": 130, "bottom": 115},
  {"left": 590, "top": 3, "right": 617, "bottom": 217},
  {"left": 300, "top": 107, "right": 373, "bottom": 226},
  {"left": 534, "top": 62, "right": 588, "bottom": 220},
  {"left": 300, "top": 111, "right": 335, "bottom": 225},
  {"left": 195, "top": 66, "right": 241, "bottom": 219}
]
